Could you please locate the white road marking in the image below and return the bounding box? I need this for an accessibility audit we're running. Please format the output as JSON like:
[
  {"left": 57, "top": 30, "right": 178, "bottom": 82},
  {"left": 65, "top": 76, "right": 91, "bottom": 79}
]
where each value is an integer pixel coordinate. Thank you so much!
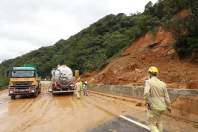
[{"left": 119, "top": 115, "right": 150, "bottom": 131}]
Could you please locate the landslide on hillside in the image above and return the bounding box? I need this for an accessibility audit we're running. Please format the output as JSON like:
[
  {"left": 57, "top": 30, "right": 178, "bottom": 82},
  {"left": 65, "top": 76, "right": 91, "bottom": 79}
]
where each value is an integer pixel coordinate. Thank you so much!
[{"left": 88, "top": 28, "right": 198, "bottom": 89}]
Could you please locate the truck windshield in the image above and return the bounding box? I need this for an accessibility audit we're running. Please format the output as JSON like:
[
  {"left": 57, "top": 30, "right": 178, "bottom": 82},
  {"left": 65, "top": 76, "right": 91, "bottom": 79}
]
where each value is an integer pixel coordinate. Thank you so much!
[{"left": 12, "top": 70, "right": 35, "bottom": 78}]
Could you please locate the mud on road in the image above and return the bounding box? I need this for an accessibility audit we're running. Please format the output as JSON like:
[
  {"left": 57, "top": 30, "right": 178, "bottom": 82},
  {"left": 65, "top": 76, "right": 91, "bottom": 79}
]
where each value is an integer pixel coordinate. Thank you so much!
[
  {"left": 0, "top": 81, "right": 197, "bottom": 132},
  {"left": 0, "top": 81, "right": 114, "bottom": 132}
]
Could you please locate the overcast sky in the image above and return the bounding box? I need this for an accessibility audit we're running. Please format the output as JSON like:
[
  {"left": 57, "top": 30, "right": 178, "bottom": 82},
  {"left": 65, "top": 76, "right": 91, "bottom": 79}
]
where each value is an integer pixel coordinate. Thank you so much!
[{"left": 0, "top": 0, "right": 158, "bottom": 63}]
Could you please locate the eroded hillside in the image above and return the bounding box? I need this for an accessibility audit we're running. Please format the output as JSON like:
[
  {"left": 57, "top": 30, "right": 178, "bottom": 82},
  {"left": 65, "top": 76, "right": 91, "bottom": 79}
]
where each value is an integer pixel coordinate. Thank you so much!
[{"left": 85, "top": 28, "right": 198, "bottom": 88}]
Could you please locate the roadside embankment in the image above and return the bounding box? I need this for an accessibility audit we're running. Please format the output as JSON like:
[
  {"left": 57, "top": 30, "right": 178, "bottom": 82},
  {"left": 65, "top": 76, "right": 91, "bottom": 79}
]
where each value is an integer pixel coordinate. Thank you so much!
[{"left": 89, "top": 84, "right": 198, "bottom": 123}]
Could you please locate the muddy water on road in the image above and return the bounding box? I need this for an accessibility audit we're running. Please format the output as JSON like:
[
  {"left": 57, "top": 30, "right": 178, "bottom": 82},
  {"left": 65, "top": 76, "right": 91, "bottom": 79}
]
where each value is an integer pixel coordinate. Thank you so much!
[
  {"left": 0, "top": 81, "right": 197, "bottom": 132},
  {"left": 0, "top": 82, "right": 113, "bottom": 132}
]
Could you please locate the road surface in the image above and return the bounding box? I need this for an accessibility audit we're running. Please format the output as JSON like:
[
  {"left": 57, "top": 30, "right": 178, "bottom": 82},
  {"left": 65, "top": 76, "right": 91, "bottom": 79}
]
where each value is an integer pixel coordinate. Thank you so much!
[{"left": 0, "top": 81, "right": 197, "bottom": 132}]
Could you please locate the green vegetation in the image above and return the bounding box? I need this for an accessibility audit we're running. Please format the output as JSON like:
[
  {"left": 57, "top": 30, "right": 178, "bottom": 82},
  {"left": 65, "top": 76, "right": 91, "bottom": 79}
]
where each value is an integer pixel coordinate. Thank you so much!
[
  {"left": 0, "top": 0, "right": 197, "bottom": 87},
  {"left": 0, "top": 76, "right": 9, "bottom": 88},
  {"left": 144, "top": 0, "right": 198, "bottom": 61}
]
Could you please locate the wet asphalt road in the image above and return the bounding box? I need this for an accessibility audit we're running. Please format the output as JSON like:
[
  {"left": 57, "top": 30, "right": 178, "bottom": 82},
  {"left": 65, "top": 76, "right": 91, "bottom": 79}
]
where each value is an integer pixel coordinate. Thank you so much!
[
  {"left": 89, "top": 116, "right": 149, "bottom": 132},
  {"left": 1, "top": 81, "right": 197, "bottom": 132},
  {"left": 0, "top": 81, "right": 149, "bottom": 132}
]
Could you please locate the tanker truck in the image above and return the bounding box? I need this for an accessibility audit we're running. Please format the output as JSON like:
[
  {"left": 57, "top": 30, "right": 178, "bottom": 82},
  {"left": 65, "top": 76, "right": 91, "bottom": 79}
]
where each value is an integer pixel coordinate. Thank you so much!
[{"left": 51, "top": 65, "right": 75, "bottom": 95}]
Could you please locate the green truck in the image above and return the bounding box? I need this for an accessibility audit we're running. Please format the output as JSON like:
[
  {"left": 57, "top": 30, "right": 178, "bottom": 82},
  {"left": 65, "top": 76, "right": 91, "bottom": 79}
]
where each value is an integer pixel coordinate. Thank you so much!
[{"left": 8, "top": 65, "right": 41, "bottom": 99}]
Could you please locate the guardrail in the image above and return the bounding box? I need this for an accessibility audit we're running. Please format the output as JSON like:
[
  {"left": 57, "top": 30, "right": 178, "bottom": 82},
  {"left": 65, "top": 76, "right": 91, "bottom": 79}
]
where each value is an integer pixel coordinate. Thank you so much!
[{"left": 89, "top": 84, "right": 198, "bottom": 101}]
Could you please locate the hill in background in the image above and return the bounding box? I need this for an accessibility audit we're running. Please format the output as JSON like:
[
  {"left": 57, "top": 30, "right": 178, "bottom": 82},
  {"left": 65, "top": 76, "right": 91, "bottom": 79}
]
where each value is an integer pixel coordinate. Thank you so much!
[{"left": 0, "top": 0, "right": 198, "bottom": 87}]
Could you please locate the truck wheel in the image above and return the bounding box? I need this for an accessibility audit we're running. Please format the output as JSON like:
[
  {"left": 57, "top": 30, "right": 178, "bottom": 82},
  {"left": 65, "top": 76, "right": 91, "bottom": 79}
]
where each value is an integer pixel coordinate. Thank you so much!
[
  {"left": 33, "top": 89, "right": 39, "bottom": 97},
  {"left": 52, "top": 91, "right": 57, "bottom": 96},
  {"left": 38, "top": 84, "right": 41, "bottom": 94},
  {"left": 11, "top": 95, "right": 16, "bottom": 100},
  {"left": 38, "top": 86, "right": 41, "bottom": 94}
]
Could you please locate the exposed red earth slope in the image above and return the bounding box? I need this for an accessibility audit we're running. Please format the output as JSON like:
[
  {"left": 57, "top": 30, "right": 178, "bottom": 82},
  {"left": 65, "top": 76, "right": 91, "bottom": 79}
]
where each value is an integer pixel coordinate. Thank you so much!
[{"left": 83, "top": 28, "right": 198, "bottom": 89}]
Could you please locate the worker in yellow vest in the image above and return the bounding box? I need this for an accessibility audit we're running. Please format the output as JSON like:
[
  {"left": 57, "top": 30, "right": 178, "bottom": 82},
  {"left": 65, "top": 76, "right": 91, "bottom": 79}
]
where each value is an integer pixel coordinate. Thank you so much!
[
  {"left": 144, "top": 66, "right": 171, "bottom": 132},
  {"left": 75, "top": 78, "right": 83, "bottom": 99}
]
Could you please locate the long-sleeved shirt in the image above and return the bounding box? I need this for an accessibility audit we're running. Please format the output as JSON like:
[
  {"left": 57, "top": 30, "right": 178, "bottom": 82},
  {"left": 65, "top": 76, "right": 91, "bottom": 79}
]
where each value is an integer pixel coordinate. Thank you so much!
[
  {"left": 144, "top": 77, "right": 171, "bottom": 111},
  {"left": 75, "top": 81, "right": 82, "bottom": 92}
]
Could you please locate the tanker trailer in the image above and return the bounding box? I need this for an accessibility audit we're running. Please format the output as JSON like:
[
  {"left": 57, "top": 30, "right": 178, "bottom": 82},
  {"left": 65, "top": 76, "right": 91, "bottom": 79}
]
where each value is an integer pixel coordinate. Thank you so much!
[{"left": 51, "top": 65, "right": 75, "bottom": 95}]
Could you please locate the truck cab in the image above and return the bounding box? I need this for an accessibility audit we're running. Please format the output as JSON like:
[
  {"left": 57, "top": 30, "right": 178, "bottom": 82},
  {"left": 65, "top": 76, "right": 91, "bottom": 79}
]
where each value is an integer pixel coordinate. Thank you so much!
[{"left": 8, "top": 66, "right": 41, "bottom": 99}]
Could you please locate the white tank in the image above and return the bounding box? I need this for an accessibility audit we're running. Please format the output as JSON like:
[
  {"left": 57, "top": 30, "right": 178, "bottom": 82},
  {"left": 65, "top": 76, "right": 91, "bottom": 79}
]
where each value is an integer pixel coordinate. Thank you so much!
[{"left": 55, "top": 65, "right": 73, "bottom": 80}]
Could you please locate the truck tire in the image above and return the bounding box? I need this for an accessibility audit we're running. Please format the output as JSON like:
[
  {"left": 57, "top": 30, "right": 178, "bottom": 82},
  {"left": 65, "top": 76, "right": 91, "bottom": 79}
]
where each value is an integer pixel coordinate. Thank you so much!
[
  {"left": 11, "top": 95, "right": 16, "bottom": 100},
  {"left": 52, "top": 92, "right": 56, "bottom": 96},
  {"left": 38, "top": 86, "right": 41, "bottom": 94},
  {"left": 38, "top": 83, "right": 41, "bottom": 94},
  {"left": 33, "top": 89, "right": 39, "bottom": 97}
]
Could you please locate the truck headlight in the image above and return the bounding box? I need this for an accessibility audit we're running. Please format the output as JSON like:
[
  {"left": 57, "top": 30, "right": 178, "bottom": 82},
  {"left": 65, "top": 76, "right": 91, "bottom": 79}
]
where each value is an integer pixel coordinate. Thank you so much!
[
  {"left": 10, "top": 90, "right": 13, "bottom": 94},
  {"left": 31, "top": 89, "right": 35, "bottom": 93}
]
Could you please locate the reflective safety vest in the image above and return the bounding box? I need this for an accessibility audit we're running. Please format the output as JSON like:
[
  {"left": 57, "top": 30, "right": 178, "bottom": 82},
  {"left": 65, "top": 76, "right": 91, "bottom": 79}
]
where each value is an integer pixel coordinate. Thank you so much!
[{"left": 76, "top": 81, "right": 82, "bottom": 91}]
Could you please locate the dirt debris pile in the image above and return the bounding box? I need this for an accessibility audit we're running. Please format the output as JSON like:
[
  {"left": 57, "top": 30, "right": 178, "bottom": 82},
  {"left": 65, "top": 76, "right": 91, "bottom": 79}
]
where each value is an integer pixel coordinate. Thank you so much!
[{"left": 84, "top": 28, "right": 198, "bottom": 89}]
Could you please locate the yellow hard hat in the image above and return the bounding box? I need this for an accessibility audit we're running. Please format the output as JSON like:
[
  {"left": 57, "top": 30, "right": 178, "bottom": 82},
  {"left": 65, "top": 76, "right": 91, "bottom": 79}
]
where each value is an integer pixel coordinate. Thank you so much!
[{"left": 148, "top": 66, "right": 159, "bottom": 73}]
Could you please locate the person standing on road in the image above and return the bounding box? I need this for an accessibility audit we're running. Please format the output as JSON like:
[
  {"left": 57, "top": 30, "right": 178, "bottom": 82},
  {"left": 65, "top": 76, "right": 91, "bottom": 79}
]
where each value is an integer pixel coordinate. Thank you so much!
[
  {"left": 75, "top": 78, "right": 83, "bottom": 99},
  {"left": 82, "top": 81, "right": 88, "bottom": 96},
  {"left": 144, "top": 66, "right": 171, "bottom": 132}
]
